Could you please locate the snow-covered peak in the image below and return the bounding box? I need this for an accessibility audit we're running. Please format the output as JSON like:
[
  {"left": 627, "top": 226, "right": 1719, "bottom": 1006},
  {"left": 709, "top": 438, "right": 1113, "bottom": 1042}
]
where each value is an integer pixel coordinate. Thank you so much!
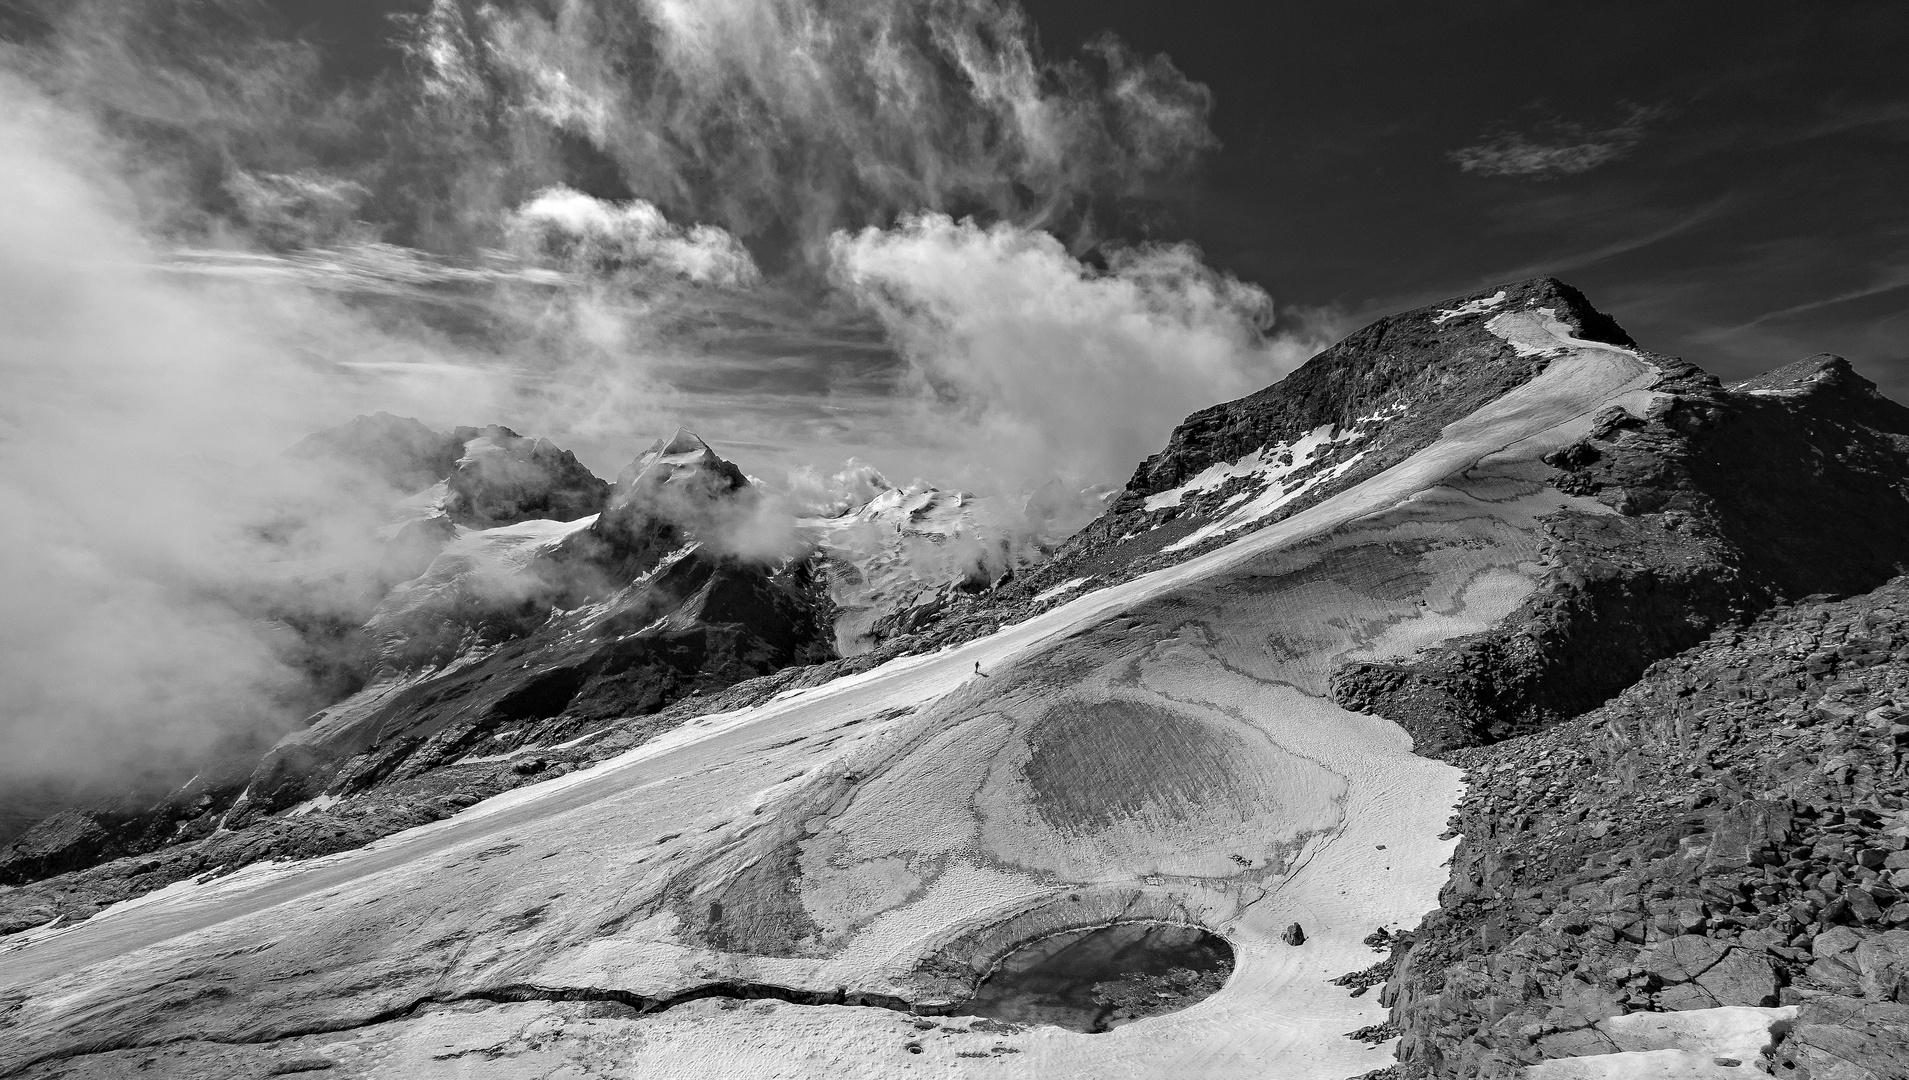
[{"left": 613, "top": 428, "right": 747, "bottom": 496}]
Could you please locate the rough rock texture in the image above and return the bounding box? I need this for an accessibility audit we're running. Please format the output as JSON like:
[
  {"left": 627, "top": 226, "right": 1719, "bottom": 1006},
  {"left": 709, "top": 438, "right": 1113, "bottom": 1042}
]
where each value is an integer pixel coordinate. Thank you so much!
[
  {"left": 1373, "top": 579, "right": 1909, "bottom": 1078},
  {"left": 1331, "top": 352, "right": 1909, "bottom": 753}
]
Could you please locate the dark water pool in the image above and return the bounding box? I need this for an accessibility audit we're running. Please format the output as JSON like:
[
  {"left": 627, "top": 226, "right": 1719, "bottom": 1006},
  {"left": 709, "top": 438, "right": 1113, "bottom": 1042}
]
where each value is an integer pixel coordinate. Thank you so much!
[{"left": 958, "top": 921, "right": 1234, "bottom": 1033}]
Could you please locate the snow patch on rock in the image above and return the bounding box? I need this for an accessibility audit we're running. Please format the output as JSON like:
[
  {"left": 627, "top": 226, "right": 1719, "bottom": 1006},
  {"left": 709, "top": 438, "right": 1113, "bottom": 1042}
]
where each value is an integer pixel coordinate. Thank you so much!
[
  {"left": 1524, "top": 1005, "right": 1797, "bottom": 1078},
  {"left": 1031, "top": 577, "right": 1091, "bottom": 603},
  {"left": 1432, "top": 289, "right": 1509, "bottom": 324},
  {"left": 1165, "top": 446, "right": 1371, "bottom": 552}
]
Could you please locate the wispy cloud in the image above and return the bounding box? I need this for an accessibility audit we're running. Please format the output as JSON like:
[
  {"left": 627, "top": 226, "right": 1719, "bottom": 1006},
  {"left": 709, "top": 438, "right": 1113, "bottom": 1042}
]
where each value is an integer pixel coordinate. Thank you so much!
[
  {"left": 1451, "top": 104, "right": 1664, "bottom": 179},
  {"left": 1696, "top": 261, "right": 1909, "bottom": 341}
]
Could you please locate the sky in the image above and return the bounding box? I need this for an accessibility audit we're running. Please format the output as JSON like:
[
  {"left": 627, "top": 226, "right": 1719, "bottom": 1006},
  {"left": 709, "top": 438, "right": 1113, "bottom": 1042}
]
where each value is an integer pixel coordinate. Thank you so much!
[
  {"left": 1025, "top": 0, "right": 1909, "bottom": 396},
  {"left": 229, "top": 0, "right": 1909, "bottom": 394},
  {"left": 6, "top": 0, "right": 1905, "bottom": 478}
]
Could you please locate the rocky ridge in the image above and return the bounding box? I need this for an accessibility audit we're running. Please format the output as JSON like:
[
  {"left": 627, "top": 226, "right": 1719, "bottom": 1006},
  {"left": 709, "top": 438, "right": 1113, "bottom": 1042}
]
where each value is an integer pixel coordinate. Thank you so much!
[{"left": 1369, "top": 577, "right": 1909, "bottom": 1079}]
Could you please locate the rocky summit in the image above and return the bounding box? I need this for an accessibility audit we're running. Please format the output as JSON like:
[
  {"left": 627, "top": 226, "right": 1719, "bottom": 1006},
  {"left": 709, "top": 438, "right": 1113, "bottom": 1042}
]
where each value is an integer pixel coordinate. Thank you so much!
[{"left": 5, "top": 277, "right": 1909, "bottom": 1080}]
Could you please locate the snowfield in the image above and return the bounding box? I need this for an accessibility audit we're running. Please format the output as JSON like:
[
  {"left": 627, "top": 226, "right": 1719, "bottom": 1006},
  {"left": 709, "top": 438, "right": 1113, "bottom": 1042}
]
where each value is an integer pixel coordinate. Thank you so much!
[{"left": 1, "top": 310, "right": 1671, "bottom": 1079}]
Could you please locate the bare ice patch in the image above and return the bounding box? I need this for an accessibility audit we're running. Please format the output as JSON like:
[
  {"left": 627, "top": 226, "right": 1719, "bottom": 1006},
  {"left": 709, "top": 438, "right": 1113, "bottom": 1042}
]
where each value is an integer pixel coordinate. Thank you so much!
[
  {"left": 1032, "top": 577, "right": 1092, "bottom": 604},
  {"left": 1486, "top": 306, "right": 1578, "bottom": 357}
]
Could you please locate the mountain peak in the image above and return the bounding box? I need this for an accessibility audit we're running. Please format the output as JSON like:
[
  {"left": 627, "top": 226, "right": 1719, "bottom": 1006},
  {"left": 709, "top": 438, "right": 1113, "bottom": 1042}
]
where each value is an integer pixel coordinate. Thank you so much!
[
  {"left": 653, "top": 427, "right": 713, "bottom": 458},
  {"left": 1100, "top": 276, "right": 1639, "bottom": 542},
  {"left": 282, "top": 412, "right": 464, "bottom": 494},
  {"left": 614, "top": 427, "right": 744, "bottom": 494},
  {"left": 1417, "top": 276, "right": 1635, "bottom": 348},
  {"left": 1733, "top": 352, "right": 1874, "bottom": 397}
]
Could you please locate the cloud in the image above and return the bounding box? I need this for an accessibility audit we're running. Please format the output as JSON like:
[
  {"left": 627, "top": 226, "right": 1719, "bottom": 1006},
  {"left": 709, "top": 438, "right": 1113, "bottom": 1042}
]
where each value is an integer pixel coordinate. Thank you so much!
[
  {"left": 1731, "top": 262, "right": 1909, "bottom": 328},
  {"left": 23, "top": 0, "right": 1216, "bottom": 265},
  {"left": 828, "top": 214, "right": 1329, "bottom": 491},
  {"left": 1451, "top": 105, "right": 1664, "bottom": 179},
  {"left": 508, "top": 186, "right": 760, "bottom": 285}
]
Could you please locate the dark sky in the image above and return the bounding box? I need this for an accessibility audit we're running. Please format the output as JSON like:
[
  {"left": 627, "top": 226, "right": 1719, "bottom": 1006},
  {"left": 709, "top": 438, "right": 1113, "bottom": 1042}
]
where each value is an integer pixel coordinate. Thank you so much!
[{"left": 1018, "top": 0, "right": 1909, "bottom": 395}]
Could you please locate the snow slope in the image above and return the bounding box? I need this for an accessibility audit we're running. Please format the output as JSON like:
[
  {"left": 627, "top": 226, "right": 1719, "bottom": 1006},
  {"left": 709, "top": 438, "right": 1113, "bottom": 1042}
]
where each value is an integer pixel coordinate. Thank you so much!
[{"left": 0, "top": 314, "right": 1658, "bottom": 1079}]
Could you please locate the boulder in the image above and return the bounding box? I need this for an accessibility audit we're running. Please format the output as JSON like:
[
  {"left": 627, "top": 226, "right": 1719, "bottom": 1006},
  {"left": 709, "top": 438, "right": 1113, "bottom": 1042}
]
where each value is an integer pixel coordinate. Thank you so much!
[
  {"left": 1781, "top": 996, "right": 1909, "bottom": 1080},
  {"left": 1854, "top": 929, "right": 1909, "bottom": 1002}
]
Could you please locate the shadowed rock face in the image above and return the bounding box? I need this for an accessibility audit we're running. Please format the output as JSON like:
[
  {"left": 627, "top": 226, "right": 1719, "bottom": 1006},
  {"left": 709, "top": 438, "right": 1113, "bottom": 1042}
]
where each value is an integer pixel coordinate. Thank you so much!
[{"left": 1070, "top": 278, "right": 1623, "bottom": 564}]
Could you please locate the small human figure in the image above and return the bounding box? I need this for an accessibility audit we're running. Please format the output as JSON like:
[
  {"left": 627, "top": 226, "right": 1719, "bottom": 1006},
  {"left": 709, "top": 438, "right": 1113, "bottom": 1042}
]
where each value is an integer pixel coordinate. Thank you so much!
[{"left": 974, "top": 661, "right": 988, "bottom": 678}]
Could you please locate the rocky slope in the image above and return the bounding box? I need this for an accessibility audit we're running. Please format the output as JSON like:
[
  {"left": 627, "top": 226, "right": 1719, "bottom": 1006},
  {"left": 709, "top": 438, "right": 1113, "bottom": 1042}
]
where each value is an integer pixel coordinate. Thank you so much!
[{"left": 1372, "top": 577, "right": 1909, "bottom": 1079}]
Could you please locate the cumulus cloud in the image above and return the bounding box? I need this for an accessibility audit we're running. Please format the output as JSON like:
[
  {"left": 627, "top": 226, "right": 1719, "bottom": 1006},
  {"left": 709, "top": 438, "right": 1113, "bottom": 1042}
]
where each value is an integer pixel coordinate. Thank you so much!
[
  {"left": 1451, "top": 105, "right": 1663, "bottom": 179},
  {"left": 508, "top": 186, "right": 760, "bottom": 285},
  {"left": 829, "top": 214, "right": 1329, "bottom": 491}
]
